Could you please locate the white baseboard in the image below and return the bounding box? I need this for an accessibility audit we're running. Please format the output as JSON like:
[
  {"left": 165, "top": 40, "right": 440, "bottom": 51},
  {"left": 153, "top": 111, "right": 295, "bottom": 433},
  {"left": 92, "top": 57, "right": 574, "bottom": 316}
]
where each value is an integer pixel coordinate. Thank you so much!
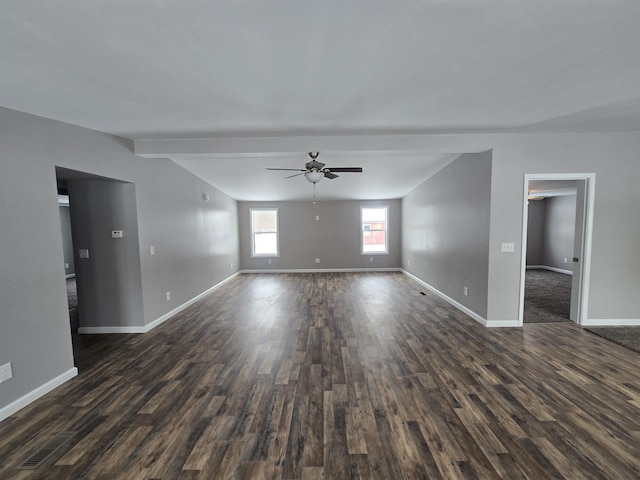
[
  {"left": 401, "top": 270, "right": 489, "bottom": 327},
  {"left": 0, "top": 367, "right": 78, "bottom": 423},
  {"left": 582, "top": 318, "right": 640, "bottom": 327},
  {"left": 79, "top": 272, "right": 241, "bottom": 335},
  {"left": 241, "top": 268, "right": 402, "bottom": 274},
  {"left": 485, "top": 320, "right": 521, "bottom": 328},
  {"left": 78, "top": 326, "right": 147, "bottom": 334},
  {"left": 526, "top": 265, "right": 573, "bottom": 275}
]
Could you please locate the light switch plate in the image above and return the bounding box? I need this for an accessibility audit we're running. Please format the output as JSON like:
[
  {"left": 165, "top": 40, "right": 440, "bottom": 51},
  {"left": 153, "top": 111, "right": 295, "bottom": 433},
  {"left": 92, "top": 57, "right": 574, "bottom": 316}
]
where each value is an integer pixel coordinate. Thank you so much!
[{"left": 0, "top": 362, "right": 13, "bottom": 383}]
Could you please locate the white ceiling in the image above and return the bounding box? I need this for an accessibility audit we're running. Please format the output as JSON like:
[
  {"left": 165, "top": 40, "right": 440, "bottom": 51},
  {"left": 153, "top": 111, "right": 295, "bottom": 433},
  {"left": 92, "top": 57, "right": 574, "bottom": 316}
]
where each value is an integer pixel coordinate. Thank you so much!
[{"left": 2, "top": 1, "right": 639, "bottom": 200}]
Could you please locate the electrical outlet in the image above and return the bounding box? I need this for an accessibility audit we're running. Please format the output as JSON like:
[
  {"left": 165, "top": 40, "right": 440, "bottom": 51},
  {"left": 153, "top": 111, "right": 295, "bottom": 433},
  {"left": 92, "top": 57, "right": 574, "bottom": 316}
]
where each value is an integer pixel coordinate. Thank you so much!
[
  {"left": 150, "top": 245, "right": 155, "bottom": 255},
  {"left": 0, "top": 362, "right": 13, "bottom": 384},
  {"left": 463, "top": 286, "right": 469, "bottom": 297},
  {"left": 315, "top": 258, "right": 320, "bottom": 264},
  {"left": 165, "top": 291, "right": 171, "bottom": 301},
  {"left": 65, "top": 263, "right": 70, "bottom": 269},
  {"left": 268, "top": 258, "right": 272, "bottom": 264},
  {"left": 564, "top": 257, "right": 568, "bottom": 263},
  {"left": 369, "top": 257, "right": 374, "bottom": 262},
  {"left": 501, "top": 242, "right": 515, "bottom": 253}
]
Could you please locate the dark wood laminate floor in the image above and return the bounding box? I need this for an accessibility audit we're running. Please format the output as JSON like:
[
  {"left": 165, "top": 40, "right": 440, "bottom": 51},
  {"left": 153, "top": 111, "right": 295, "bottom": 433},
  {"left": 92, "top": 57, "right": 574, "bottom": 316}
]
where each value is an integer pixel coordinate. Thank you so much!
[{"left": 1, "top": 272, "right": 639, "bottom": 479}]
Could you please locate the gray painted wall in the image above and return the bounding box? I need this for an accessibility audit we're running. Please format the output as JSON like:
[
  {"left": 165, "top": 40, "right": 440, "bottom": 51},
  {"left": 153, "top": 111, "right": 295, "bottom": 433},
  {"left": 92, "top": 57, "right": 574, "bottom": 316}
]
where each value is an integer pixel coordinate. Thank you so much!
[
  {"left": 542, "top": 195, "right": 576, "bottom": 271},
  {"left": 0, "top": 107, "right": 239, "bottom": 415},
  {"left": 58, "top": 206, "right": 75, "bottom": 276},
  {"left": 402, "top": 152, "right": 492, "bottom": 319},
  {"left": 238, "top": 200, "right": 401, "bottom": 270},
  {"left": 487, "top": 133, "right": 640, "bottom": 322},
  {"left": 526, "top": 195, "right": 576, "bottom": 272},
  {"left": 68, "top": 179, "right": 144, "bottom": 329},
  {"left": 525, "top": 200, "right": 545, "bottom": 266}
]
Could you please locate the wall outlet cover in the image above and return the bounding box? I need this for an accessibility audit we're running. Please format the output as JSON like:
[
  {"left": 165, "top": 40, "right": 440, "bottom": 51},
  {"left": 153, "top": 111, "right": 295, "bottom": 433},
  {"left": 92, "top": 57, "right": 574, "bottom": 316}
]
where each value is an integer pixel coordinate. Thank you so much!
[{"left": 501, "top": 242, "right": 515, "bottom": 253}]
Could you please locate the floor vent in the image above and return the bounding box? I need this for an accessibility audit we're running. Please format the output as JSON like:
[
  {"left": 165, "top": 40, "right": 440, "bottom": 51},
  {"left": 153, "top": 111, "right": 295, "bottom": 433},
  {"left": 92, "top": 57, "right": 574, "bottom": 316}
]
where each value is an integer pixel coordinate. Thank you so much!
[
  {"left": 419, "top": 291, "right": 426, "bottom": 296},
  {"left": 16, "top": 431, "right": 77, "bottom": 470}
]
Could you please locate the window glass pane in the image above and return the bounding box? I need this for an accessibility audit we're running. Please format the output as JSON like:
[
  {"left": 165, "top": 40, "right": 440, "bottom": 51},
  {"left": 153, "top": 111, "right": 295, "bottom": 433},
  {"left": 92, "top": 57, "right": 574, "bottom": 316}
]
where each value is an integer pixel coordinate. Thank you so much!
[
  {"left": 251, "top": 209, "right": 278, "bottom": 256},
  {"left": 362, "top": 207, "right": 386, "bottom": 224},
  {"left": 362, "top": 206, "right": 388, "bottom": 254},
  {"left": 253, "top": 210, "right": 277, "bottom": 233},
  {"left": 254, "top": 232, "right": 278, "bottom": 255}
]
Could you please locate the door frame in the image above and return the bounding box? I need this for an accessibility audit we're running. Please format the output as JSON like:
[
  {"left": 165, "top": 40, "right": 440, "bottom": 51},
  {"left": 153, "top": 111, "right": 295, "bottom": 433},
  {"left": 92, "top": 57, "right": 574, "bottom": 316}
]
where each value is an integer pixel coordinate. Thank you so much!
[{"left": 518, "top": 173, "right": 596, "bottom": 326}]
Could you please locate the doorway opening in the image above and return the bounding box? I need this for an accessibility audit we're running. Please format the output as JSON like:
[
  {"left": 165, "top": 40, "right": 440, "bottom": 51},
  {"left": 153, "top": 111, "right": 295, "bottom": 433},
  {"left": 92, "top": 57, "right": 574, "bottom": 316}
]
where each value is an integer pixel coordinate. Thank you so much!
[
  {"left": 55, "top": 167, "right": 145, "bottom": 368},
  {"left": 519, "top": 174, "right": 595, "bottom": 326}
]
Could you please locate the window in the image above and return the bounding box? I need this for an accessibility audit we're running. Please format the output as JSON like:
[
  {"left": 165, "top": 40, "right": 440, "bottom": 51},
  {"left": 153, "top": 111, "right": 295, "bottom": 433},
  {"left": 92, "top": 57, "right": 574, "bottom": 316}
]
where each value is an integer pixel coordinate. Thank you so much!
[
  {"left": 251, "top": 208, "right": 279, "bottom": 257},
  {"left": 361, "top": 206, "right": 388, "bottom": 254}
]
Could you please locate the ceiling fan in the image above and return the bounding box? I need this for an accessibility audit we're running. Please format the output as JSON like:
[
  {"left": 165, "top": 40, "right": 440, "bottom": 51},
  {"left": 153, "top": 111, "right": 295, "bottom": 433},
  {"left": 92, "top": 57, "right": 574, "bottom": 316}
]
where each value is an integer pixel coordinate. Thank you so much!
[{"left": 266, "top": 152, "right": 363, "bottom": 184}]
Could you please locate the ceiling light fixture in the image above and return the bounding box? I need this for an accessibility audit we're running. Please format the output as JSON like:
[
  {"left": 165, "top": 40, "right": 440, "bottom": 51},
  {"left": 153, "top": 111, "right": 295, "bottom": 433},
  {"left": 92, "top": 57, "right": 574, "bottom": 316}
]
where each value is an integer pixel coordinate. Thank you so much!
[{"left": 304, "top": 170, "right": 324, "bottom": 184}]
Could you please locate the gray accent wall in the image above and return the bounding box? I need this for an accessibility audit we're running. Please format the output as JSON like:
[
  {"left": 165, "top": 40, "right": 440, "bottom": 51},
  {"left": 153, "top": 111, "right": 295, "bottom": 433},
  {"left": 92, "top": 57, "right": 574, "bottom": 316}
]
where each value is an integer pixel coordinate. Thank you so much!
[
  {"left": 0, "top": 107, "right": 239, "bottom": 416},
  {"left": 238, "top": 200, "right": 401, "bottom": 270},
  {"left": 402, "top": 152, "right": 492, "bottom": 319}
]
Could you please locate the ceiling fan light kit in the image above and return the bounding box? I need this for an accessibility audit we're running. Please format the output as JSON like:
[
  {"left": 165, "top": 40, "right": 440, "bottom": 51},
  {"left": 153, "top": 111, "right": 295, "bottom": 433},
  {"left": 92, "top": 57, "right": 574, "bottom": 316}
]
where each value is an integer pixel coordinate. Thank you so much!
[{"left": 304, "top": 170, "right": 324, "bottom": 184}]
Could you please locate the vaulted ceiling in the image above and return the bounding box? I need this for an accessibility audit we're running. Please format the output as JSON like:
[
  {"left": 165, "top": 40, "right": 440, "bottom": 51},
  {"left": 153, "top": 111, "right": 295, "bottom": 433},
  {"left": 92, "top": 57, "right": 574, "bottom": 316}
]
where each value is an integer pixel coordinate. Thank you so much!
[{"left": 2, "top": 1, "right": 639, "bottom": 200}]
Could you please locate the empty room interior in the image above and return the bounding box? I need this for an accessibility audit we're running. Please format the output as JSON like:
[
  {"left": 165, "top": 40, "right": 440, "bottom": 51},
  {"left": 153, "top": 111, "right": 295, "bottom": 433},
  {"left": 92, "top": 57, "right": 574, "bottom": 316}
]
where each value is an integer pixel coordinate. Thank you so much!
[{"left": 1, "top": 2, "right": 639, "bottom": 479}]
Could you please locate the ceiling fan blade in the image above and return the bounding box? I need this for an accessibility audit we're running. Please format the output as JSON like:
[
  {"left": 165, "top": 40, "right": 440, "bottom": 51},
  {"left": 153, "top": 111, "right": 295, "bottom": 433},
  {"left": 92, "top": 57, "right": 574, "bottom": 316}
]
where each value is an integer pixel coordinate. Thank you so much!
[
  {"left": 266, "top": 168, "right": 306, "bottom": 171},
  {"left": 284, "top": 172, "right": 306, "bottom": 179},
  {"left": 305, "top": 160, "right": 325, "bottom": 170},
  {"left": 324, "top": 171, "right": 339, "bottom": 179},
  {"left": 325, "top": 167, "right": 363, "bottom": 173}
]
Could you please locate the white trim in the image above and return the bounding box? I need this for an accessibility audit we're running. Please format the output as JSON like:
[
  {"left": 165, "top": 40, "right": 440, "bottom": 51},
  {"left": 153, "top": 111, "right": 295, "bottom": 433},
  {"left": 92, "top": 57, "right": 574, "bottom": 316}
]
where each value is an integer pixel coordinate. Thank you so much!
[
  {"left": 526, "top": 265, "right": 573, "bottom": 275},
  {"left": 78, "top": 326, "right": 146, "bottom": 334},
  {"left": 78, "top": 272, "right": 241, "bottom": 335},
  {"left": 519, "top": 173, "right": 596, "bottom": 327},
  {"left": 401, "top": 270, "right": 488, "bottom": 326},
  {"left": 242, "top": 268, "right": 401, "bottom": 274},
  {"left": 582, "top": 318, "right": 640, "bottom": 327},
  {"left": 0, "top": 368, "right": 78, "bottom": 423},
  {"left": 486, "top": 320, "right": 521, "bottom": 328}
]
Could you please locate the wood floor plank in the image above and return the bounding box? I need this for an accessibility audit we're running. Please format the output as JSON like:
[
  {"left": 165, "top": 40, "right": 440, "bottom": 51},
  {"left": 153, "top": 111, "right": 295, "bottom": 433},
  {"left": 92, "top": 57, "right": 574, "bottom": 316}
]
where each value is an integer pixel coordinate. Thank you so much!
[{"left": 1, "top": 272, "right": 639, "bottom": 479}]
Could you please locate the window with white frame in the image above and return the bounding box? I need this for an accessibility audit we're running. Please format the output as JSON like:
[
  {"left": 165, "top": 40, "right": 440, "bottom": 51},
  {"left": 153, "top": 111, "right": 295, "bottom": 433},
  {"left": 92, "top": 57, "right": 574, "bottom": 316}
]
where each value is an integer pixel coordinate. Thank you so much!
[
  {"left": 251, "top": 208, "right": 279, "bottom": 257},
  {"left": 361, "top": 206, "right": 388, "bottom": 254}
]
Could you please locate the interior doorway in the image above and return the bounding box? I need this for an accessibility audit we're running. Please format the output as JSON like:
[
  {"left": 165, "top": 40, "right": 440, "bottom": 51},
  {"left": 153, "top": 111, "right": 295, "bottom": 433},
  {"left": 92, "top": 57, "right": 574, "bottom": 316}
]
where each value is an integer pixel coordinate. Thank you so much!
[
  {"left": 519, "top": 174, "right": 595, "bottom": 326},
  {"left": 55, "top": 167, "right": 145, "bottom": 368}
]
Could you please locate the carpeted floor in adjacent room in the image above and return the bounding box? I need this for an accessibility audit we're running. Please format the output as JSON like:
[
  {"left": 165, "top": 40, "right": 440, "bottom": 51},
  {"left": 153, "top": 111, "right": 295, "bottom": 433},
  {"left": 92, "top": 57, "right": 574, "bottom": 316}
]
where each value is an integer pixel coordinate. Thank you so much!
[{"left": 524, "top": 269, "right": 572, "bottom": 324}]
